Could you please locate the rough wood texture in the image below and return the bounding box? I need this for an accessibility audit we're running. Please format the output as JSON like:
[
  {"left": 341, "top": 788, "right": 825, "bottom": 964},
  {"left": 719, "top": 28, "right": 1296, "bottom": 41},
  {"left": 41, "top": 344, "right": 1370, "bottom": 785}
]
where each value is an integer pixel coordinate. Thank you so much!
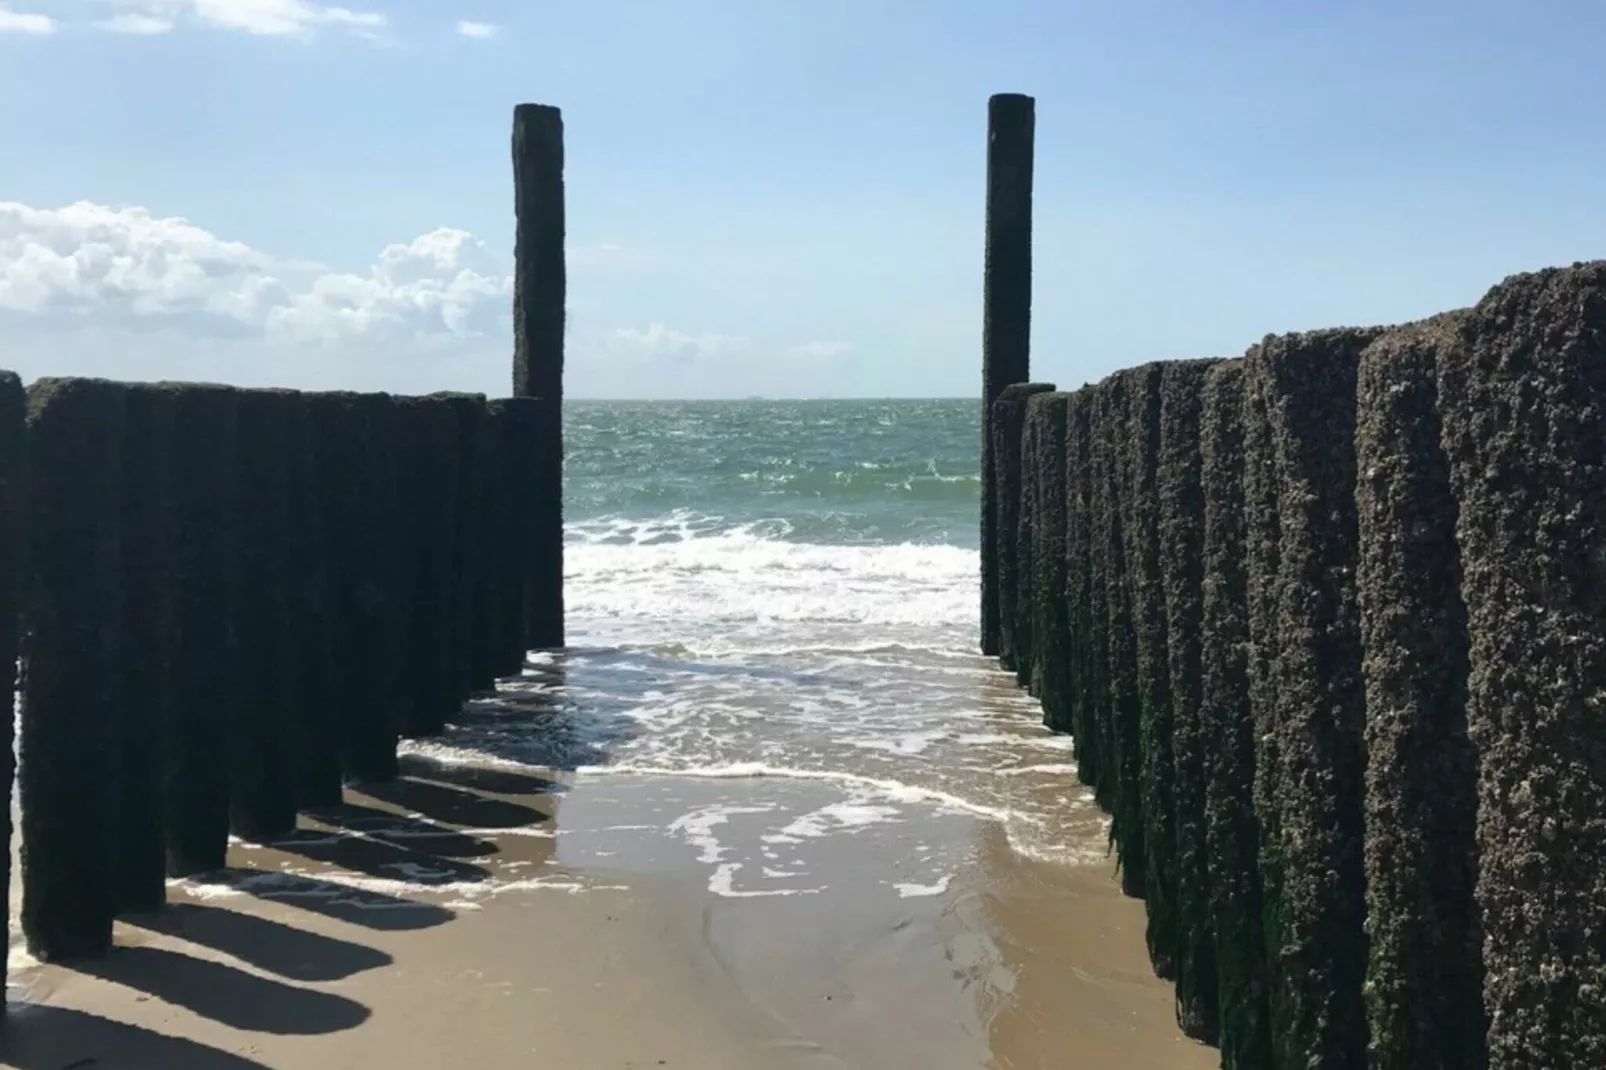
[
  {"left": 1157, "top": 357, "right": 1221, "bottom": 1041},
  {"left": 1248, "top": 327, "right": 1382, "bottom": 1070},
  {"left": 1027, "top": 393, "right": 1070, "bottom": 727},
  {"left": 164, "top": 384, "right": 239, "bottom": 878},
  {"left": 980, "top": 93, "right": 1035, "bottom": 657},
  {"left": 991, "top": 383, "right": 1054, "bottom": 674},
  {"left": 1122, "top": 362, "right": 1177, "bottom": 980},
  {"left": 1355, "top": 317, "right": 1485, "bottom": 1070},
  {"left": 1435, "top": 263, "right": 1606, "bottom": 1070},
  {"left": 1062, "top": 391, "right": 1097, "bottom": 773},
  {"left": 436, "top": 392, "right": 490, "bottom": 702},
  {"left": 1200, "top": 360, "right": 1272, "bottom": 1069},
  {"left": 1095, "top": 373, "right": 1145, "bottom": 898},
  {"left": 20, "top": 378, "right": 126, "bottom": 960}
]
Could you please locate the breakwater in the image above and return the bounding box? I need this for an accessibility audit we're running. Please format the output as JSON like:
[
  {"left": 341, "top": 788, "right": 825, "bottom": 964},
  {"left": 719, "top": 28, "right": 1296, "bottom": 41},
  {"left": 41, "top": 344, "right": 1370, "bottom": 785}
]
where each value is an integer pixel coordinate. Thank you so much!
[
  {"left": 985, "top": 260, "right": 1606, "bottom": 1069},
  {"left": 0, "top": 104, "right": 570, "bottom": 1011},
  {"left": 0, "top": 379, "right": 563, "bottom": 996}
]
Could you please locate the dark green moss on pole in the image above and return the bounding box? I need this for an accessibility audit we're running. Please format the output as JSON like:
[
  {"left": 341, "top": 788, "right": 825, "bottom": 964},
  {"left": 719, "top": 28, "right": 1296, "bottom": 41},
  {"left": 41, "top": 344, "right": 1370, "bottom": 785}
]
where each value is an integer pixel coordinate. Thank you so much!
[
  {"left": 991, "top": 382, "right": 1054, "bottom": 674},
  {"left": 1248, "top": 327, "right": 1381, "bottom": 1070},
  {"left": 394, "top": 396, "right": 461, "bottom": 738},
  {"left": 282, "top": 392, "right": 342, "bottom": 809},
  {"left": 1200, "top": 360, "right": 1272, "bottom": 1070},
  {"left": 1157, "top": 358, "right": 1221, "bottom": 1041},
  {"left": 435, "top": 392, "right": 490, "bottom": 704},
  {"left": 1027, "top": 393, "right": 1070, "bottom": 725},
  {"left": 165, "top": 384, "right": 240, "bottom": 878},
  {"left": 0, "top": 370, "right": 26, "bottom": 990},
  {"left": 1434, "top": 263, "right": 1606, "bottom": 1070},
  {"left": 116, "top": 385, "right": 176, "bottom": 911},
  {"left": 20, "top": 378, "right": 126, "bottom": 960},
  {"left": 228, "top": 390, "right": 299, "bottom": 842},
  {"left": 980, "top": 92, "right": 1035, "bottom": 657},
  {"left": 1063, "top": 390, "right": 1100, "bottom": 783},
  {"left": 1355, "top": 318, "right": 1485, "bottom": 1070},
  {"left": 1093, "top": 374, "right": 1145, "bottom": 898},
  {"left": 1121, "top": 362, "right": 1178, "bottom": 980}
]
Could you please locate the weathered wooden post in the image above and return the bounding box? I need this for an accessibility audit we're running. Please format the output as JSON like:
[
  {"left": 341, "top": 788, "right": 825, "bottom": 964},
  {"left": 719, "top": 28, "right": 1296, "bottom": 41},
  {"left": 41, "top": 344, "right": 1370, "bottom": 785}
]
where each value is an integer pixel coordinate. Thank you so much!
[
  {"left": 511, "top": 102, "right": 566, "bottom": 651},
  {"left": 0, "top": 370, "right": 24, "bottom": 996},
  {"left": 980, "top": 92, "right": 1035, "bottom": 656},
  {"left": 21, "top": 378, "right": 126, "bottom": 959},
  {"left": 117, "top": 383, "right": 177, "bottom": 910}
]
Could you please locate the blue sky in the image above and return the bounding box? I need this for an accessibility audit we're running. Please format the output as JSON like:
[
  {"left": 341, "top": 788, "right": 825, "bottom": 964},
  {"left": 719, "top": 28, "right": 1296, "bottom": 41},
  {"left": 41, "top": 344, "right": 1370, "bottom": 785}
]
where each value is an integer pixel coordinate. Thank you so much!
[{"left": 3, "top": 1, "right": 1605, "bottom": 398}]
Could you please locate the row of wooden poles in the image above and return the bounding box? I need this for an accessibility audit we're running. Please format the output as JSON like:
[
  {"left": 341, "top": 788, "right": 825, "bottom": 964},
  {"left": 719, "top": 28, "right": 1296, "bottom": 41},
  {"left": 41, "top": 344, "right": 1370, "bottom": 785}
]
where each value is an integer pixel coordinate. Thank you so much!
[
  {"left": 0, "top": 377, "right": 562, "bottom": 990},
  {"left": 980, "top": 94, "right": 1603, "bottom": 1070},
  {"left": 0, "top": 104, "right": 571, "bottom": 1008}
]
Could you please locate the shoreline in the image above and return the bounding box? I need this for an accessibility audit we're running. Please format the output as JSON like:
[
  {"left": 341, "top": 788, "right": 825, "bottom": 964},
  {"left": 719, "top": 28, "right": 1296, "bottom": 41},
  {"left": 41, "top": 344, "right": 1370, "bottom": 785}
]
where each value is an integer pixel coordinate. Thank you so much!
[{"left": 5, "top": 759, "right": 1212, "bottom": 1069}]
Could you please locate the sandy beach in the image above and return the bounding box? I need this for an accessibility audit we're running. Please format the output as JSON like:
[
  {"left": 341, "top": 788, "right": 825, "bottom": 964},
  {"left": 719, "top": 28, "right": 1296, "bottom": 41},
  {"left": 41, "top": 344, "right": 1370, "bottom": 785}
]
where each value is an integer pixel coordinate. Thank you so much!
[{"left": 5, "top": 744, "right": 1213, "bottom": 1070}]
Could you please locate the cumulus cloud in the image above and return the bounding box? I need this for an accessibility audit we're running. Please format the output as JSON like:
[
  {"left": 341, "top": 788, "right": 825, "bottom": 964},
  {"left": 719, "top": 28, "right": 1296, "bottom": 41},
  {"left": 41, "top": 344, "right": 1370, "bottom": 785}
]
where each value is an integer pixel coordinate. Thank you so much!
[
  {"left": 454, "top": 18, "right": 495, "bottom": 38},
  {"left": 0, "top": 5, "right": 55, "bottom": 33},
  {"left": 0, "top": 198, "right": 855, "bottom": 398},
  {"left": 96, "top": 0, "right": 386, "bottom": 37},
  {"left": 0, "top": 200, "right": 509, "bottom": 343}
]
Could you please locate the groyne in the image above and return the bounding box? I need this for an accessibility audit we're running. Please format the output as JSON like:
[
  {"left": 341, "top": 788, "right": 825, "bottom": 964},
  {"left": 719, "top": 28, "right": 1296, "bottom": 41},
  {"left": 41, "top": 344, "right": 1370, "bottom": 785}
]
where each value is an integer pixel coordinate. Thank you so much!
[
  {"left": 0, "top": 105, "right": 568, "bottom": 1008},
  {"left": 983, "top": 145, "right": 1604, "bottom": 1070}
]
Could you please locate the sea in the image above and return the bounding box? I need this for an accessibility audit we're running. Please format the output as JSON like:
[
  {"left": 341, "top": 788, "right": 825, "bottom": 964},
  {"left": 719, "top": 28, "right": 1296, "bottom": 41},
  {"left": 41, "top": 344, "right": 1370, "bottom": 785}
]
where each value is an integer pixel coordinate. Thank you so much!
[{"left": 400, "top": 398, "right": 1110, "bottom": 904}]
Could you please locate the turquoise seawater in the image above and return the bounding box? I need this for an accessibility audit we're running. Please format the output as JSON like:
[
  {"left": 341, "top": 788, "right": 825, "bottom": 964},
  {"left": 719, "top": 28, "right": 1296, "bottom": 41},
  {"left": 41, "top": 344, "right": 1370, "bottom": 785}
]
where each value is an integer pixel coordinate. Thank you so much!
[
  {"left": 565, "top": 399, "right": 981, "bottom": 548},
  {"left": 400, "top": 398, "right": 1107, "bottom": 902}
]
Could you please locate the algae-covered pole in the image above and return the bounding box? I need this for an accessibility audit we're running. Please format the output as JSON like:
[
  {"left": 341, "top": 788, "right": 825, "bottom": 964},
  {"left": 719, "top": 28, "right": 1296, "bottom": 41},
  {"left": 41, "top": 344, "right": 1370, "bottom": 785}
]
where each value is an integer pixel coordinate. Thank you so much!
[
  {"left": 511, "top": 102, "right": 567, "bottom": 652},
  {"left": 0, "top": 371, "right": 25, "bottom": 990},
  {"left": 1157, "top": 358, "right": 1221, "bottom": 1042},
  {"left": 1355, "top": 320, "right": 1485, "bottom": 1070},
  {"left": 1199, "top": 360, "right": 1273, "bottom": 1069},
  {"left": 991, "top": 382, "right": 1053, "bottom": 673},
  {"left": 1435, "top": 264, "right": 1606, "bottom": 1070},
  {"left": 980, "top": 92, "right": 1035, "bottom": 657},
  {"left": 116, "top": 385, "right": 177, "bottom": 910},
  {"left": 1249, "top": 328, "right": 1379, "bottom": 1070},
  {"left": 165, "top": 384, "right": 240, "bottom": 877},
  {"left": 20, "top": 378, "right": 126, "bottom": 960},
  {"left": 1124, "top": 362, "right": 1177, "bottom": 982}
]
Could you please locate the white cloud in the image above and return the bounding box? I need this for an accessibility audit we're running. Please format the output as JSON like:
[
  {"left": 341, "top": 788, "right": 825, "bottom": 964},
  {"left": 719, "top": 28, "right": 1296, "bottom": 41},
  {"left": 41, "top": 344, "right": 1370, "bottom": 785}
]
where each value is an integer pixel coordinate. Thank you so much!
[
  {"left": 609, "top": 323, "right": 746, "bottom": 363},
  {"left": 454, "top": 19, "right": 495, "bottom": 38},
  {"left": 0, "top": 198, "right": 856, "bottom": 398},
  {"left": 95, "top": 12, "right": 176, "bottom": 33},
  {"left": 0, "top": 200, "right": 509, "bottom": 343},
  {"left": 99, "top": 0, "right": 386, "bottom": 37},
  {"left": 0, "top": 5, "right": 55, "bottom": 33}
]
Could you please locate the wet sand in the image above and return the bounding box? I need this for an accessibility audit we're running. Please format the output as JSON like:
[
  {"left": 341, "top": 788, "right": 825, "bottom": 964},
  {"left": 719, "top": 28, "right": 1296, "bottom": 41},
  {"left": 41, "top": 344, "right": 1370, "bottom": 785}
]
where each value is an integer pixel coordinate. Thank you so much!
[{"left": 3, "top": 758, "right": 1214, "bottom": 1070}]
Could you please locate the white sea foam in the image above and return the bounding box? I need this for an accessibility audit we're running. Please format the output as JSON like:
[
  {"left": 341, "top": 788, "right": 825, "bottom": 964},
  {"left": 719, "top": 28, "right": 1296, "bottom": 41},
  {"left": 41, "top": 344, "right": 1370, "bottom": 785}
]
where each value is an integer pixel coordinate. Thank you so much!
[{"left": 892, "top": 875, "right": 952, "bottom": 898}]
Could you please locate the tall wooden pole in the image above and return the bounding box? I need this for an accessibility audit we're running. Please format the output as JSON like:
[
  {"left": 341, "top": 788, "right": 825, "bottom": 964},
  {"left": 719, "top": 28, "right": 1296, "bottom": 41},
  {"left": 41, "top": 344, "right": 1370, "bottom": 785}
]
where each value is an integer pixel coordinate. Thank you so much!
[
  {"left": 511, "top": 103, "right": 566, "bottom": 650},
  {"left": 981, "top": 92, "right": 1035, "bottom": 656}
]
